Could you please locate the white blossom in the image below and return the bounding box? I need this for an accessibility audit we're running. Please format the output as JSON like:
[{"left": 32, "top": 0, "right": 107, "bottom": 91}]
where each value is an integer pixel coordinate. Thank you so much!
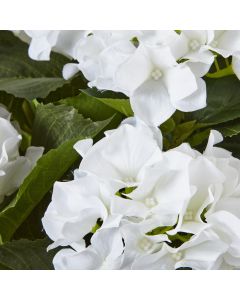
[
  {"left": 75, "top": 117, "right": 163, "bottom": 186},
  {"left": 25, "top": 30, "right": 87, "bottom": 60},
  {"left": 208, "top": 30, "right": 240, "bottom": 58},
  {"left": 0, "top": 106, "right": 43, "bottom": 202},
  {"left": 131, "top": 228, "right": 227, "bottom": 270},
  {"left": 23, "top": 30, "right": 240, "bottom": 126},
  {"left": 43, "top": 119, "right": 240, "bottom": 269},
  {"left": 53, "top": 228, "right": 124, "bottom": 270},
  {"left": 62, "top": 31, "right": 138, "bottom": 87},
  {"left": 42, "top": 173, "right": 123, "bottom": 250}
]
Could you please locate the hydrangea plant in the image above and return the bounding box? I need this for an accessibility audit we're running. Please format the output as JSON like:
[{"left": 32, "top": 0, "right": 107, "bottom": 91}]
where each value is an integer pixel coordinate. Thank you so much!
[{"left": 0, "top": 30, "right": 240, "bottom": 270}]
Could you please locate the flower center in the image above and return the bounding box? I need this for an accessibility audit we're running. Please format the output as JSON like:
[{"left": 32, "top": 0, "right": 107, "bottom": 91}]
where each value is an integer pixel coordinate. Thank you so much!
[
  {"left": 189, "top": 39, "right": 200, "bottom": 51},
  {"left": 138, "top": 237, "right": 154, "bottom": 252},
  {"left": 151, "top": 68, "right": 162, "bottom": 80},
  {"left": 184, "top": 210, "right": 193, "bottom": 222},
  {"left": 144, "top": 197, "right": 158, "bottom": 208},
  {"left": 172, "top": 252, "right": 183, "bottom": 261}
]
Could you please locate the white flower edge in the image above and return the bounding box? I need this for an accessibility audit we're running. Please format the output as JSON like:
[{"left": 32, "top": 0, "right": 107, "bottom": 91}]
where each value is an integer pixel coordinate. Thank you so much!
[{"left": 0, "top": 106, "right": 44, "bottom": 202}]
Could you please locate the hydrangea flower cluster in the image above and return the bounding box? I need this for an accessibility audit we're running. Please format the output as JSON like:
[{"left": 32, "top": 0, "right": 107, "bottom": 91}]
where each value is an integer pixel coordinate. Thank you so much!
[
  {"left": 0, "top": 106, "right": 43, "bottom": 202},
  {"left": 17, "top": 30, "right": 240, "bottom": 270},
  {"left": 42, "top": 118, "right": 240, "bottom": 270},
  {"left": 24, "top": 30, "right": 240, "bottom": 126}
]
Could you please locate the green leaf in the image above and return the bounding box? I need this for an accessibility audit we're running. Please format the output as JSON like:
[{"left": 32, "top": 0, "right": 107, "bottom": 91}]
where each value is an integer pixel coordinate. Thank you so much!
[
  {"left": 0, "top": 238, "right": 57, "bottom": 270},
  {"left": 59, "top": 93, "right": 124, "bottom": 135},
  {"left": 59, "top": 93, "right": 120, "bottom": 121},
  {"left": 82, "top": 86, "right": 128, "bottom": 100},
  {"left": 13, "top": 192, "right": 53, "bottom": 241},
  {"left": 160, "top": 118, "right": 176, "bottom": 134},
  {"left": 190, "top": 76, "right": 240, "bottom": 125},
  {"left": 219, "top": 134, "right": 240, "bottom": 158},
  {"left": 0, "top": 78, "right": 67, "bottom": 100},
  {"left": 43, "top": 74, "right": 88, "bottom": 103},
  {"left": 32, "top": 103, "right": 112, "bottom": 150},
  {"left": 0, "top": 31, "right": 72, "bottom": 100},
  {"left": 171, "top": 120, "right": 196, "bottom": 147},
  {"left": 0, "top": 139, "right": 79, "bottom": 244},
  {"left": 81, "top": 89, "right": 133, "bottom": 117},
  {"left": 187, "top": 128, "right": 211, "bottom": 147},
  {"left": 0, "top": 93, "right": 32, "bottom": 132},
  {"left": 97, "top": 97, "right": 133, "bottom": 117},
  {"left": 216, "top": 119, "right": 240, "bottom": 138},
  {"left": 0, "top": 31, "right": 68, "bottom": 78}
]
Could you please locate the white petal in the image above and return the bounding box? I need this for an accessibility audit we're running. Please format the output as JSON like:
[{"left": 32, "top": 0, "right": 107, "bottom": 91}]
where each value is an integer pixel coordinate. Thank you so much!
[
  {"left": 101, "top": 214, "right": 122, "bottom": 229},
  {"left": 91, "top": 228, "right": 124, "bottom": 260},
  {"left": 182, "top": 30, "right": 209, "bottom": 44},
  {"left": 163, "top": 64, "right": 197, "bottom": 102},
  {"left": 55, "top": 30, "right": 87, "bottom": 57},
  {"left": 208, "top": 211, "right": 240, "bottom": 241},
  {"left": 0, "top": 106, "right": 11, "bottom": 119},
  {"left": 204, "top": 130, "right": 223, "bottom": 155},
  {"left": 98, "top": 40, "right": 135, "bottom": 79},
  {"left": 211, "top": 30, "right": 240, "bottom": 57},
  {"left": 112, "top": 197, "right": 147, "bottom": 219},
  {"left": 114, "top": 45, "right": 152, "bottom": 94},
  {"left": 74, "top": 139, "right": 93, "bottom": 158},
  {"left": 42, "top": 203, "right": 66, "bottom": 242},
  {"left": 232, "top": 55, "right": 240, "bottom": 80},
  {"left": 185, "top": 49, "right": 214, "bottom": 65},
  {"left": 61, "top": 211, "right": 99, "bottom": 242},
  {"left": 178, "top": 239, "right": 227, "bottom": 270},
  {"left": 53, "top": 248, "right": 102, "bottom": 270},
  {"left": 139, "top": 30, "right": 180, "bottom": 48},
  {"left": 132, "top": 248, "right": 174, "bottom": 270},
  {"left": 62, "top": 63, "right": 80, "bottom": 80},
  {"left": 187, "top": 61, "right": 212, "bottom": 77},
  {"left": 0, "top": 118, "right": 19, "bottom": 148},
  {"left": 120, "top": 116, "right": 163, "bottom": 149},
  {"left": 148, "top": 45, "right": 177, "bottom": 69},
  {"left": 80, "top": 122, "right": 162, "bottom": 183},
  {"left": 171, "top": 77, "right": 206, "bottom": 112},
  {"left": 25, "top": 146, "right": 44, "bottom": 165},
  {"left": 27, "top": 31, "right": 59, "bottom": 61},
  {"left": 131, "top": 79, "right": 175, "bottom": 126}
]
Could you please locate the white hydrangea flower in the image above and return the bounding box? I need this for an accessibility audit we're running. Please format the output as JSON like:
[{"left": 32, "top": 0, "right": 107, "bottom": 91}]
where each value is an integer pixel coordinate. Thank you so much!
[
  {"left": 43, "top": 118, "right": 240, "bottom": 269},
  {"left": 131, "top": 228, "right": 228, "bottom": 270},
  {"left": 25, "top": 30, "right": 87, "bottom": 60},
  {"left": 138, "top": 30, "right": 180, "bottom": 48},
  {"left": 53, "top": 228, "right": 124, "bottom": 270},
  {"left": 23, "top": 30, "right": 240, "bottom": 126},
  {"left": 42, "top": 173, "right": 124, "bottom": 250},
  {"left": 114, "top": 43, "right": 206, "bottom": 125},
  {"left": 43, "top": 117, "right": 240, "bottom": 269},
  {"left": 62, "top": 31, "right": 139, "bottom": 87},
  {"left": 165, "top": 131, "right": 239, "bottom": 234},
  {"left": 0, "top": 106, "right": 43, "bottom": 202},
  {"left": 138, "top": 30, "right": 213, "bottom": 77},
  {"left": 208, "top": 30, "right": 240, "bottom": 58},
  {"left": 169, "top": 30, "right": 215, "bottom": 79},
  {"left": 170, "top": 30, "right": 240, "bottom": 83},
  {"left": 42, "top": 117, "right": 164, "bottom": 250},
  {"left": 119, "top": 221, "right": 168, "bottom": 269},
  {"left": 22, "top": 31, "right": 207, "bottom": 126},
  {"left": 155, "top": 130, "right": 240, "bottom": 269},
  {"left": 170, "top": 30, "right": 240, "bottom": 67},
  {"left": 75, "top": 117, "right": 163, "bottom": 186}
]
